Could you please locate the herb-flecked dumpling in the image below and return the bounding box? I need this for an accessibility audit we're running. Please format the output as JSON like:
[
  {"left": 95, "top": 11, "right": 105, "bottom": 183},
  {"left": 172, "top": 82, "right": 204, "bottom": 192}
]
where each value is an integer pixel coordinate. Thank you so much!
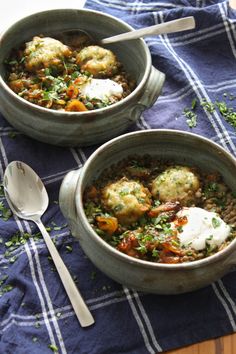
[
  {"left": 151, "top": 166, "right": 200, "bottom": 206},
  {"left": 24, "top": 36, "right": 72, "bottom": 72},
  {"left": 102, "top": 177, "right": 151, "bottom": 225}
]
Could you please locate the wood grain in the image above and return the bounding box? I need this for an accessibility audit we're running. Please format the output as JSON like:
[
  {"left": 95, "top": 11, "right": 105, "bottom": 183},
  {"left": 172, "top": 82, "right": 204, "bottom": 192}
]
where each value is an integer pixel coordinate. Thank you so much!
[{"left": 165, "top": 334, "right": 236, "bottom": 354}]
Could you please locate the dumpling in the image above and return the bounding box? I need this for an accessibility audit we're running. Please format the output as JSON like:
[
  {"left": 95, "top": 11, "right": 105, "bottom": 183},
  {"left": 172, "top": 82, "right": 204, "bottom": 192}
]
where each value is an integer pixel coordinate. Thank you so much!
[
  {"left": 24, "top": 36, "right": 72, "bottom": 72},
  {"left": 76, "top": 45, "right": 119, "bottom": 78},
  {"left": 151, "top": 166, "right": 200, "bottom": 206},
  {"left": 102, "top": 177, "right": 151, "bottom": 225}
]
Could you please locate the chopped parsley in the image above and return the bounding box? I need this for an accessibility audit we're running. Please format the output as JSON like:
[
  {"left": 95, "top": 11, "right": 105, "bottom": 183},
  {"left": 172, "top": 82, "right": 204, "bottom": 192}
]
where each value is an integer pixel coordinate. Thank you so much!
[
  {"left": 191, "top": 98, "right": 197, "bottom": 110},
  {"left": 212, "top": 217, "right": 221, "bottom": 228},
  {"left": 66, "top": 245, "right": 73, "bottom": 253},
  {"left": 0, "top": 274, "right": 8, "bottom": 285},
  {"left": 0, "top": 201, "right": 12, "bottom": 221},
  {"left": 183, "top": 94, "right": 236, "bottom": 129},
  {"left": 216, "top": 101, "right": 236, "bottom": 128},
  {"left": 48, "top": 344, "right": 58, "bottom": 352},
  {"left": 183, "top": 107, "right": 197, "bottom": 128},
  {"left": 0, "top": 284, "right": 14, "bottom": 296}
]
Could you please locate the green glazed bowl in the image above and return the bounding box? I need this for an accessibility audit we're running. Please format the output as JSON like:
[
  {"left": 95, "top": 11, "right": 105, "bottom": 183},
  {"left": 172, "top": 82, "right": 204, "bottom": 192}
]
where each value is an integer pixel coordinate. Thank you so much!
[
  {"left": 0, "top": 9, "right": 165, "bottom": 146},
  {"left": 59, "top": 129, "right": 236, "bottom": 294}
]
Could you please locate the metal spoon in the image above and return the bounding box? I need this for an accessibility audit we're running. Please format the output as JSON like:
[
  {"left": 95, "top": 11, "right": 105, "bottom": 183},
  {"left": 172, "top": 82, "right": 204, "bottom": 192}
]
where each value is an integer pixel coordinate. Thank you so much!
[
  {"left": 100, "top": 16, "right": 195, "bottom": 44},
  {"left": 59, "top": 16, "right": 195, "bottom": 47},
  {"left": 3, "top": 161, "right": 94, "bottom": 328}
]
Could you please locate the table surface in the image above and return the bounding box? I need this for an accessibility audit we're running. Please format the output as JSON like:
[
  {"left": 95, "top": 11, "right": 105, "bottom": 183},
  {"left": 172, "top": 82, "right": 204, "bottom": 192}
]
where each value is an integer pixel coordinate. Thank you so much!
[
  {"left": 167, "top": 335, "right": 236, "bottom": 354},
  {"left": 1, "top": 1, "right": 236, "bottom": 353}
]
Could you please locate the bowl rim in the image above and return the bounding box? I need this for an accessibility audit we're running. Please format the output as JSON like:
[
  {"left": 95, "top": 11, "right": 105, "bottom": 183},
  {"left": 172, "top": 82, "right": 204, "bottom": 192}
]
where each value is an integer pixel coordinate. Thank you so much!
[
  {"left": 0, "top": 8, "right": 152, "bottom": 117},
  {"left": 75, "top": 129, "right": 236, "bottom": 270}
]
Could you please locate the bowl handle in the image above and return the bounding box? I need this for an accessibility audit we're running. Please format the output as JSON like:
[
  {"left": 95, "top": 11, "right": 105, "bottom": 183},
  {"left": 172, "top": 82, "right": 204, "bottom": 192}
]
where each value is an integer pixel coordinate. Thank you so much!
[
  {"left": 59, "top": 168, "right": 81, "bottom": 236},
  {"left": 128, "top": 66, "right": 165, "bottom": 122}
]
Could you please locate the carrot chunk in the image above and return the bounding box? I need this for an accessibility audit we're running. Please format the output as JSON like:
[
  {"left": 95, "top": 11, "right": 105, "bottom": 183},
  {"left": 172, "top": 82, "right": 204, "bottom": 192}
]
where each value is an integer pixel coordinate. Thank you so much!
[{"left": 65, "top": 99, "right": 88, "bottom": 112}]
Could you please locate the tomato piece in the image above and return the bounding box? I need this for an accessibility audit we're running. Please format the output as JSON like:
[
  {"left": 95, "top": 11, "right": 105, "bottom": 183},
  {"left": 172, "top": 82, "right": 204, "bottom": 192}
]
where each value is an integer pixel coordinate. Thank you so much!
[
  {"left": 174, "top": 215, "right": 188, "bottom": 226},
  {"left": 117, "top": 234, "right": 140, "bottom": 258},
  {"left": 148, "top": 201, "right": 180, "bottom": 217},
  {"left": 162, "top": 242, "right": 182, "bottom": 255},
  {"left": 159, "top": 249, "right": 181, "bottom": 263},
  {"left": 66, "top": 85, "right": 79, "bottom": 99}
]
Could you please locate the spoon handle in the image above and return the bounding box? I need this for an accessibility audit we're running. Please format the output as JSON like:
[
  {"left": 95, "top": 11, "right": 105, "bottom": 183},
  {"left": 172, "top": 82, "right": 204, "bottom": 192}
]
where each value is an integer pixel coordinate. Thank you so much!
[
  {"left": 35, "top": 219, "right": 95, "bottom": 327},
  {"left": 100, "top": 16, "right": 195, "bottom": 44}
]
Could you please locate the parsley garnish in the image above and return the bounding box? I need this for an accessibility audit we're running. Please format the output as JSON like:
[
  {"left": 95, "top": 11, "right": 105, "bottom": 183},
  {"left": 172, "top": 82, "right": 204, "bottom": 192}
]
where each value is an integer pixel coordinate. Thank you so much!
[
  {"left": 0, "top": 284, "right": 14, "bottom": 296},
  {"left": 183, "top": 94, "right": 236, "bottom": 129},
  {"left": 66, "top": 245, "right": 73, "bottom": 253},
  {"left": 0, "top": 201, "right": 12, "bottom": 221},
  {"left": 212, "top": 217, "right": 221, "bottom": 228},
  {"left": 183, "top": 107, "right": 197, "bottom": 128}
]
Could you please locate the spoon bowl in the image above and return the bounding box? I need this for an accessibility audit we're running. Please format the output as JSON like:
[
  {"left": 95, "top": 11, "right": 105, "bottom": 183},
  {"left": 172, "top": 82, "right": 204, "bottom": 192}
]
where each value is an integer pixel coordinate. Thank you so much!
[
  {"left": 4, "top": 161, "right": 48, "bottom": 219},
  {"left": 3, "top": 161, "right": 94, "bottom": 327}
]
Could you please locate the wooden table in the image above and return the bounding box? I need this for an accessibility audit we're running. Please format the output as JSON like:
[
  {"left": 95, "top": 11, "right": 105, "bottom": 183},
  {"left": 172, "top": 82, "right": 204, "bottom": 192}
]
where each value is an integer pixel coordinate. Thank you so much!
[{"left": 166, "top": 335, "right": 236, "bottom": 354}]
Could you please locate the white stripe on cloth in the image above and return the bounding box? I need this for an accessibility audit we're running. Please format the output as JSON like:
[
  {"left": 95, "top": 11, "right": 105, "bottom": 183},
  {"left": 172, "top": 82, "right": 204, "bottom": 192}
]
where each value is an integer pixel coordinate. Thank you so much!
[
  {"left": 137, "top": 114, "right": 151, "bottom": 129},
  {"left": 43, "top": 173, "right": 74, "bottom": 185},
  {"left": 156, "top": 80, "right": 236, "bottom": 103},
  {"left": 70, "top": 148, "right": 83, "bottom": 166},
  {"left": 25, "top": 241, "right": 60, "bottom": 347},
  {"left": 212, "top": 282, "right": 236, "bottom": 331},
  {"left": 90, "top": 0, "right": 180, "bottom": 11},
  {"left": 156, "top": 11, "right": 236, "bottom": 155},
  {"left": 1, "top": 289, "right": 164, "bottom": 352},
  {"left": 131, "top": 0, "right": 140, "bottom": 15},
  {"left": 124, "top": 286, "right": 162, "bottom": 353},
  {"left": 0, "top": 127, "right": 17, "bottom": 132},
  {"left": 42, "top": 168, "right": 79, "bottom": 183},
  {"left": 161, "top": 22, "right": 224, "bottom": 42},
  {"left": 133, "top": 290, "right": 163, "bottom": 352},
  {"left": 3, "top": 216, "right": 58, "bottom": 349},
  {"left": 78, "top": 148, "right": 87, "bottom": 163},
  {"left": 220, "top": 1, "right": 236, "bottom": 59},
  {"left": 0, "top": 290, "right": 137, "bottom": 333},
  {"left": 206, "top": 80, "right": 236, "bottom": 91},
  {"left": 208, "top": 131, "right": 236, "bottom": 145},
  {"left": 0, "top": 290, "right": 124, "bottom": 328},
  {"left": 217, "top": 279, "right": 236, "bottom": 317},
  {"left": 169, "top": 28, "right": 226, "bottom": 47},
  {"left": 25, "top": 223, "right": 67, "bottom": 354},
  {"left": 0, "top": 139, "right": 67, "bottom": 354},
  {"left": 0, "top": 231, "right": 72, "bottom": 264},
  {"left": 0, "top": 131, "right": 22, "bottom": 138},
  {"left": 157, "top": 85, "right": 194, "bottom": 104},
  {"left": 27, "top": 227, "right": 68, "bottom": 353},
  {"left": 148, "top": 27, "right": 226, "bottom": 47}
]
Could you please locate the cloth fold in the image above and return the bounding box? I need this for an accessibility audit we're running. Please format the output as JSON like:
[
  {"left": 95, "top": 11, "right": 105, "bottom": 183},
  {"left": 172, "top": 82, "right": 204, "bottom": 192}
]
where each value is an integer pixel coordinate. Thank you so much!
[{"left": 0, "top": 0, "right": 236, "bottom": 353}]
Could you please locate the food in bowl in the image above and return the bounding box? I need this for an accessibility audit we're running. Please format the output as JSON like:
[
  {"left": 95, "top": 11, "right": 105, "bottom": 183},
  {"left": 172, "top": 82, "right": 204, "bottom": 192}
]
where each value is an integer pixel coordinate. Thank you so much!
[
  {"left": 0, "top": 9, "right": 165, "bottom": 146},
  {"left": 5, "top": 35, "right": 135, "bottom": 111},
  {"left": 83, "top": 156, "right": 236, "bottom": 264}
]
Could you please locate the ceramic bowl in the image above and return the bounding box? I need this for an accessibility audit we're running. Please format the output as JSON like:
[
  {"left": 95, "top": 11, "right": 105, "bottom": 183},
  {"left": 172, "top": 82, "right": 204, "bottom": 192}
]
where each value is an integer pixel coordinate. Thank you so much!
[
  {"left": 0, "top": 9, "right": 165, "bottom": 147},
  {"left": 59, "top": 129, "right": 236, "bottom": 294}
]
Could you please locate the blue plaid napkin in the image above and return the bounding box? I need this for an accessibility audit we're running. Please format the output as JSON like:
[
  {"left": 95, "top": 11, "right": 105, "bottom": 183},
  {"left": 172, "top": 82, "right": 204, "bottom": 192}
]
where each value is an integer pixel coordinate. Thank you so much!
[{"left": 0, "top": 1, "right": 236, "bottom": 353}]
